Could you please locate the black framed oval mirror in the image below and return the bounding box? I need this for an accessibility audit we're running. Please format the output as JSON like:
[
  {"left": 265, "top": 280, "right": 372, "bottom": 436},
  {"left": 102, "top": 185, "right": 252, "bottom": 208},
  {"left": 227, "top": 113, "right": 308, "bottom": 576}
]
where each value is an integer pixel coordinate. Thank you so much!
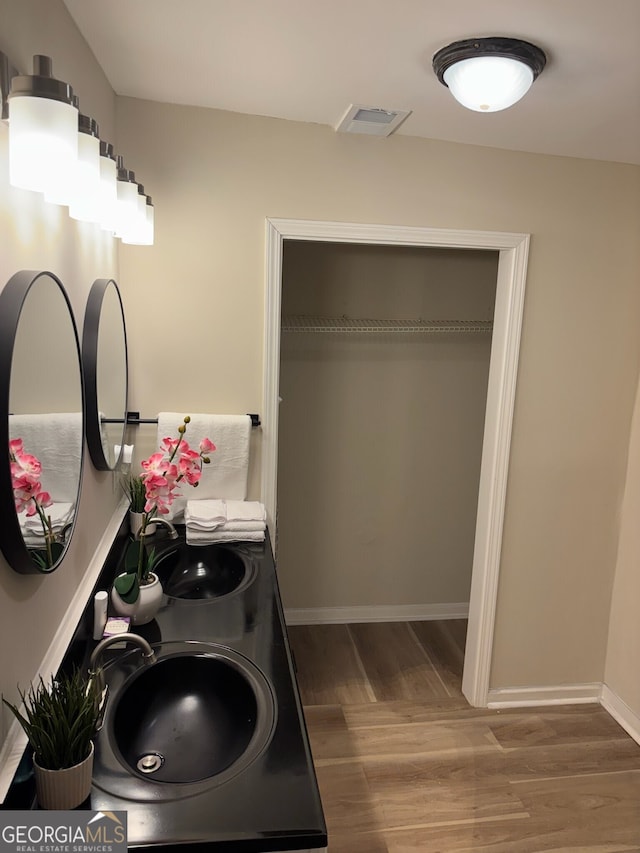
[
  {"left": 82, "top": 279, "right": 128, "bottom": 471},
  {"left": 0, "top": 270, "right": 84, "bottom": 574}
]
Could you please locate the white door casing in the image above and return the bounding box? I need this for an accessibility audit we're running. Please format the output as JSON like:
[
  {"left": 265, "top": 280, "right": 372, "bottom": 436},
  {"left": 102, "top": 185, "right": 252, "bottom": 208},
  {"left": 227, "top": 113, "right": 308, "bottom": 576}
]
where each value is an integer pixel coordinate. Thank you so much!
[{"left": 262, "top": 218, "right": 530, "bottom": 707}]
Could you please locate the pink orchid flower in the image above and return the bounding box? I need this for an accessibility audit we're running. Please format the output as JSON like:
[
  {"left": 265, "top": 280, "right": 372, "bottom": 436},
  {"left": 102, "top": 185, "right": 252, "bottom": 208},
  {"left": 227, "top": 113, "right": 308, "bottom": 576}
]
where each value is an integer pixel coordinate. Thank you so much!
[
  {"left": 25, "top": 490, "right": 52, "bottom": 517},
  {"left": 9, "top": 439, "right": 58, "bottom": 567},
  {"left": 176, "top": 448, "right": 203, "bottom": 485},
  {"left": 199, "top": 437, "right": 216, "bottom": 453},
  {"left": 11, "top": 476, "right": 39, "bottom": 506},
  {"left": 127, "top": 418, "right": 217, "bottom": 590},
  {"left": 142, "top": 464, "right": 182, "bottom": 513},
  {"left": 9, "top": 438, "right": 24, "bottom": 456},
  {"left": 159, "top": 436, "right": 182, "bottom": 454},
  {"left": 136, "top": 417, "right": 216, "bottom": 527},
  {"left": 15, "top": 452, "right": 42, "bottom": 477},
  {"left": 140, "top": 452, "right": 170, "bottom": 476},
  {"left": 178, "top": 446, "right": 199, "bottom": 462}
]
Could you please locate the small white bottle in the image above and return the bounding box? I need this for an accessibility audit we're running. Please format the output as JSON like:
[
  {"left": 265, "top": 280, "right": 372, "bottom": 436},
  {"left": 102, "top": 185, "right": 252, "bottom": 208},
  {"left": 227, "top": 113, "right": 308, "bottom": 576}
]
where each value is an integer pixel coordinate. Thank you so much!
[{"left": 93, "top": 591, "right": 109, "bottom": 640}]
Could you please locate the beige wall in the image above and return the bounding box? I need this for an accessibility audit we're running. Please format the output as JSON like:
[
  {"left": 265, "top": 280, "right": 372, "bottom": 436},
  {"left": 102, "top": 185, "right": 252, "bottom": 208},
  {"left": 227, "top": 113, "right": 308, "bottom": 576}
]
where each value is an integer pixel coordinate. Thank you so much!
[
  {"left": 116, "top": 96, "right": 640, "bottom": 693},
  {"left": 277, "top": 242, "right": 497, "bottom": 609},
  {"left": 606, "top": 375, "right": 640, "bottom": 711},
  {"left": 0, "top": 0, "right": 119, "bottom": 749}
]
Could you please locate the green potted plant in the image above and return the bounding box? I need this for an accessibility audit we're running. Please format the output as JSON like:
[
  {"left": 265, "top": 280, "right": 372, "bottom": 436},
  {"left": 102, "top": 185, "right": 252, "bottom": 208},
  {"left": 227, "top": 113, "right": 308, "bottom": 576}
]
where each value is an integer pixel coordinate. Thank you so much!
[
  {"left": 2, "top": 667, "right": 102, "bottom": 809},
  {"left": 121, "top": 471, "right": 156, "bottom": 536}
]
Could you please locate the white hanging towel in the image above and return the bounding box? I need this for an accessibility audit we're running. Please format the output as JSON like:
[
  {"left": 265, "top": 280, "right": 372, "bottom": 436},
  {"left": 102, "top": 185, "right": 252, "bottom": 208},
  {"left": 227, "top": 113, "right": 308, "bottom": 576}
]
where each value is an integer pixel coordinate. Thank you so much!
[
  {"left": 9, "top": 412, "right": 83, "bottom": 503},
  {"left": 157, "top": 413, "right": 251, "bottom": 521}
]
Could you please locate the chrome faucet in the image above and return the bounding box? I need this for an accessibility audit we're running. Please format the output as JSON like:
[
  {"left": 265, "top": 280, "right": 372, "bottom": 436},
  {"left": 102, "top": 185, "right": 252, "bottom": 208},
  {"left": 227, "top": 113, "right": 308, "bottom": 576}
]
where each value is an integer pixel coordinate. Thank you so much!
[
  {"left": 89, "top": 633, "right": 157, "bottom": 726},
  {"left": 134, "top": 517, "right": 179, "bottom": 540},
  {"left": 59, "top": 521, "right": 74, "bottom": 543}
]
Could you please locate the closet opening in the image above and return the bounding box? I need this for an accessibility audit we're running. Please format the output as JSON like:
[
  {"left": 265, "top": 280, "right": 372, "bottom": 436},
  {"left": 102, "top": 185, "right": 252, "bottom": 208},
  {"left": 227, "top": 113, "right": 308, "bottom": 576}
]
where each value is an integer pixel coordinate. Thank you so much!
[{"left": 262, "top": 220, "right": 530, "bottom": 707}]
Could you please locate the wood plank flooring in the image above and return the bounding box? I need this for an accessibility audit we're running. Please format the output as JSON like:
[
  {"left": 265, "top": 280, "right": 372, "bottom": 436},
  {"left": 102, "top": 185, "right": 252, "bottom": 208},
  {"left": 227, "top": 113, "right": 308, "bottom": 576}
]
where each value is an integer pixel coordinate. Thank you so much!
[{"left": 287, "top": 621, "right": 640, "bottom": 853}]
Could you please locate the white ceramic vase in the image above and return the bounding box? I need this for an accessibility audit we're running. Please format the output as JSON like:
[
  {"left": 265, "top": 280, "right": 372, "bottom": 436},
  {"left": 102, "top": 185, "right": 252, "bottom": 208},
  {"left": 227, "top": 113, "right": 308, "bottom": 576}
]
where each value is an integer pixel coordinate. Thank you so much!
[
  {"left": 33, "top": 741, "right": 94, "bottom": 810},
  {"left": 129, "top": 510, "right": 156, "bottom": 536},
  {"left": 111, "top": 572, "right": 163, "bottom": 625}
]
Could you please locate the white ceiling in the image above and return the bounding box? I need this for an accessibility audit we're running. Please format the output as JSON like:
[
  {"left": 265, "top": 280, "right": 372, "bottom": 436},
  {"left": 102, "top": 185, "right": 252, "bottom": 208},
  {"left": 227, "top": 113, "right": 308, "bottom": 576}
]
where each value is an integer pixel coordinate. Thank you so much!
[{"left": 63, "top": 0, "right": 640, "bottom": 165}]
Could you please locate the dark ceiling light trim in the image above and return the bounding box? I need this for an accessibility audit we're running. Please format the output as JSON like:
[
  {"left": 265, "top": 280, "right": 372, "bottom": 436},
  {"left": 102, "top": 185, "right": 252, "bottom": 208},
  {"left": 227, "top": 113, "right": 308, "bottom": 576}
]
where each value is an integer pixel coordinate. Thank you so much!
[
  {"left": 433, "top": 37, "right": 547, "bottom": 112},
  {"left": 433, "top": 37, "right": 546, "bottom": 84}
]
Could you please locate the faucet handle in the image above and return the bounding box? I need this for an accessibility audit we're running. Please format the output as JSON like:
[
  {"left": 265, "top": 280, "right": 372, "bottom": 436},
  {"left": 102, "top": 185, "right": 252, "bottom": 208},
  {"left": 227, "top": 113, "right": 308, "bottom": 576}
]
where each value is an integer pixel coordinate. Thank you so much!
[
  {"left": 86, "top": 670, "right": 109, "bottom": 732},
  {"left": 95, "top": 685, "right": 109, "bottom": 732}
]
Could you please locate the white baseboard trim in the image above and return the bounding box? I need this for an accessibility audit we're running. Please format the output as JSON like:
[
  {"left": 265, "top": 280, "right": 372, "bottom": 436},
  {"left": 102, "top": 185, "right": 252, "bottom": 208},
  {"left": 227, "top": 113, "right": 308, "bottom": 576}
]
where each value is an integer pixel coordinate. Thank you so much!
[
  {"left": 600, "top": 684, "right": 640, "bottom": 745},
  {"left": 284, "top": 602, "right": 469, "bottom": 625},
  {"left": 0, "top": 499, "right": 127, "bottom": 804},
  {"left": 487, "top": 682, "right": 602, "bottom": 708}
]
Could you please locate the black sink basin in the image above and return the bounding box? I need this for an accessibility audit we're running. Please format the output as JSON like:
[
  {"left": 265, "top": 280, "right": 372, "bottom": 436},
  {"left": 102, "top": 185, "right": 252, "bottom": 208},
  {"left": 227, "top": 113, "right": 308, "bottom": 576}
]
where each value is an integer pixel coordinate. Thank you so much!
[
  {"left": 110, "top": 649, "right": 275, "bottom": 786},
  {"left": 155, "top": 543, "right": 254, "bottom": 600}
]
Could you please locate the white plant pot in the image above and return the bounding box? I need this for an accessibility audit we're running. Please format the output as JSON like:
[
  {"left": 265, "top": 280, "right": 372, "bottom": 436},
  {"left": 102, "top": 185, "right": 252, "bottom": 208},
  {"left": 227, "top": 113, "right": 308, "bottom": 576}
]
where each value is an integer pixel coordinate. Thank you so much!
[
  {"left": 33, "top": 741, "right": 94, "bottom": 810},
  {"left": 111, "top": 572, "right": 163, "bottom": 625},
  {"left": 129, "top": 511, "right": 156, "bottom": 536}
]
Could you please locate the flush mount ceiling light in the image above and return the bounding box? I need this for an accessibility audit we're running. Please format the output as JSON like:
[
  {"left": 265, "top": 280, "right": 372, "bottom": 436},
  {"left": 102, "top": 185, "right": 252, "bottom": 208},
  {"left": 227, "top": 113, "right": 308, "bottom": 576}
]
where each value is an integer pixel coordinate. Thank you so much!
[{"left": 432, "top": 37, "right": 546, "bottom": 112}]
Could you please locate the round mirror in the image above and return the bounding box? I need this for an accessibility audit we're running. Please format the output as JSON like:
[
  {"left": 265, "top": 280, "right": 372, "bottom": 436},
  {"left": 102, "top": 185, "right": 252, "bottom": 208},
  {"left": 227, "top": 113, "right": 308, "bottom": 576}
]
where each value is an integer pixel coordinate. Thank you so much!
[
  {"left": 0, "top": 270, "right": 84, "bottom": 574},
  {"left": 82, "top": 279, "right": 128, "bottom": 471}
]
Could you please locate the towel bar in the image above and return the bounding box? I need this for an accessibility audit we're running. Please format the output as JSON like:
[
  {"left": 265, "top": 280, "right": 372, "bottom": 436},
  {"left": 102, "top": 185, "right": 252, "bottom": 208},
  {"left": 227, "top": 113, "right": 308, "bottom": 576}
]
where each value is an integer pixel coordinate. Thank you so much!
[{"left": 101, "top": 413, "right": 261, "bottom": 428}]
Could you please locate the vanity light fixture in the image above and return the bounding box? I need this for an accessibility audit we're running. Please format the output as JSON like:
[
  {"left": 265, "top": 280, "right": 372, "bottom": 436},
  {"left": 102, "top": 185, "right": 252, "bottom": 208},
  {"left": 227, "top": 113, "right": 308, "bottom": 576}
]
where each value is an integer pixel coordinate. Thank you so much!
[
  {"left": 432, "top": 37, "right": 546, "bottom": 112},
  {"left": 7, "top": 55, "right": 78, "bottom": 194},
  {"left": 0, "top": 50, "right": 154, "bottom": 244}
]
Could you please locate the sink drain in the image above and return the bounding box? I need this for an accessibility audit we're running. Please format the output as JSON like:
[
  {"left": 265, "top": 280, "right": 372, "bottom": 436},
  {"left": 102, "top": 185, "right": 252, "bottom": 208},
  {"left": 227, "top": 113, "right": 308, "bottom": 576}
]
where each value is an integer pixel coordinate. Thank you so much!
[{"left": 136, "top": 752, "right": 164, "bottom": 774}]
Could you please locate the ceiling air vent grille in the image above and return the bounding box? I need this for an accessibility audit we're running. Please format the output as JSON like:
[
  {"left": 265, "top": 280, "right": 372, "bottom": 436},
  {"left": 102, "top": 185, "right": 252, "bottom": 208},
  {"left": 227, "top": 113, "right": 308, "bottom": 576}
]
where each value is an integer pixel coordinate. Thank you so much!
[{"left": 335, "top": 104, "right": 412, "bottom": 137}]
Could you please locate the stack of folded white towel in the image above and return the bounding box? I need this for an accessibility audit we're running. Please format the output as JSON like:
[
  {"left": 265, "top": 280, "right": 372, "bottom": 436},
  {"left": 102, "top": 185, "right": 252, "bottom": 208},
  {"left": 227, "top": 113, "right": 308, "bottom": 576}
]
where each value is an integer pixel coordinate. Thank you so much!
[
  {"left": 21, "top": 502, "right": 75, "bottom": 547},
  {"left": 185, "top": 499, "right": 266, "bottom": 545}
]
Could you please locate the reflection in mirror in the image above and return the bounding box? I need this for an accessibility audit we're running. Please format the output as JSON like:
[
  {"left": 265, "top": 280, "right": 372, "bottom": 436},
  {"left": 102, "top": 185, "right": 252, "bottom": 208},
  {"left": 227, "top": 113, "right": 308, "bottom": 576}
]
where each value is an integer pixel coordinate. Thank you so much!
[
  {"left": 0, "top": 270, "right": 84, "bottom": 574},
  {"left": 82, "top": 279, "right": 128, "bottom": 471}
]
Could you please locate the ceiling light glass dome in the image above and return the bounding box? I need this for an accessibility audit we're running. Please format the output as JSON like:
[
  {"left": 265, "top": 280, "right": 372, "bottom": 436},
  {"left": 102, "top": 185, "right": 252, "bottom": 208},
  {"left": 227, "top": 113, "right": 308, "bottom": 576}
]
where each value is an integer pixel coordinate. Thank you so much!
[{"left": 433, "top": 37, "right": 546, "bottom": 113}]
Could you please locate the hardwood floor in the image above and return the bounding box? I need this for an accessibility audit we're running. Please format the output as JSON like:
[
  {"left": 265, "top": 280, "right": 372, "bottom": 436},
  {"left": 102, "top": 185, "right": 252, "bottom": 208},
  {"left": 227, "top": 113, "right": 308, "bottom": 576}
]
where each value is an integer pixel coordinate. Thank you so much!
[{"left": 287, "top": 621, "right": 640, "bottom": 853}]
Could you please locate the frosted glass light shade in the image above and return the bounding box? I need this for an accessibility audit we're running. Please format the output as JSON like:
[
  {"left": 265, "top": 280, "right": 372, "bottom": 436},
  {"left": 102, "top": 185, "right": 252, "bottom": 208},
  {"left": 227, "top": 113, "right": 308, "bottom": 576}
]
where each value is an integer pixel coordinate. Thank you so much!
[
  {"left": 122, "top": 197, "right": 154, "bottom": 245},
  {"left": 443, "top": 56, "right": 534, "bottom": 112},
  {"left": 114, "top": 176, "right": 140, "bottom": 238},
  {"left": 68, "top": 130, "right": 101, "bottom": 221},
  {"left": 98, "top": 144, "right": 118, "bottom": 231},
  {"left": 9, "top": 96, "right": 78, "bottom": 194},
  {"left": 433, "top": 37, "right": 546, "bottom": 113},
  {"left": 144, "top": 202, "right": 154, "bottom": 246}
]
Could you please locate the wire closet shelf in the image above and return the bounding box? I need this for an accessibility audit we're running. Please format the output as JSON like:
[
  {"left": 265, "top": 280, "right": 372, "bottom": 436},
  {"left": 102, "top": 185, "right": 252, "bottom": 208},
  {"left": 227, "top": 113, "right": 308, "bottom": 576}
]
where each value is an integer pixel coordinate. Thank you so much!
[{"left": 281, "top": 315, "right": 493, "bottom": 334}]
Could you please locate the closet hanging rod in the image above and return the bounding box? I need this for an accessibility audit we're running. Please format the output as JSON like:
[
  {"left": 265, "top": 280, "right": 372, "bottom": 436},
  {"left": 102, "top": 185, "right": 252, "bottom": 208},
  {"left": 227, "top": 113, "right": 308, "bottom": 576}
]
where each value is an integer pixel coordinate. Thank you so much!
[
  {"left": 101, "top": 412, "right": 261, "bottom": 428},
  {"left": 281, "top": 316, "right": 493, "bottom": 334}
]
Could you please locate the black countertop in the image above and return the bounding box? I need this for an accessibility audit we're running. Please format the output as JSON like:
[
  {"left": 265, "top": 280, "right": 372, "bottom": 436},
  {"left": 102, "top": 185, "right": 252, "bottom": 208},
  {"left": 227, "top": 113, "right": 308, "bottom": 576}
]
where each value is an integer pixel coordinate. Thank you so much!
[{"left": 4, "top": 527, "right": 327, "bottom": 852}]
